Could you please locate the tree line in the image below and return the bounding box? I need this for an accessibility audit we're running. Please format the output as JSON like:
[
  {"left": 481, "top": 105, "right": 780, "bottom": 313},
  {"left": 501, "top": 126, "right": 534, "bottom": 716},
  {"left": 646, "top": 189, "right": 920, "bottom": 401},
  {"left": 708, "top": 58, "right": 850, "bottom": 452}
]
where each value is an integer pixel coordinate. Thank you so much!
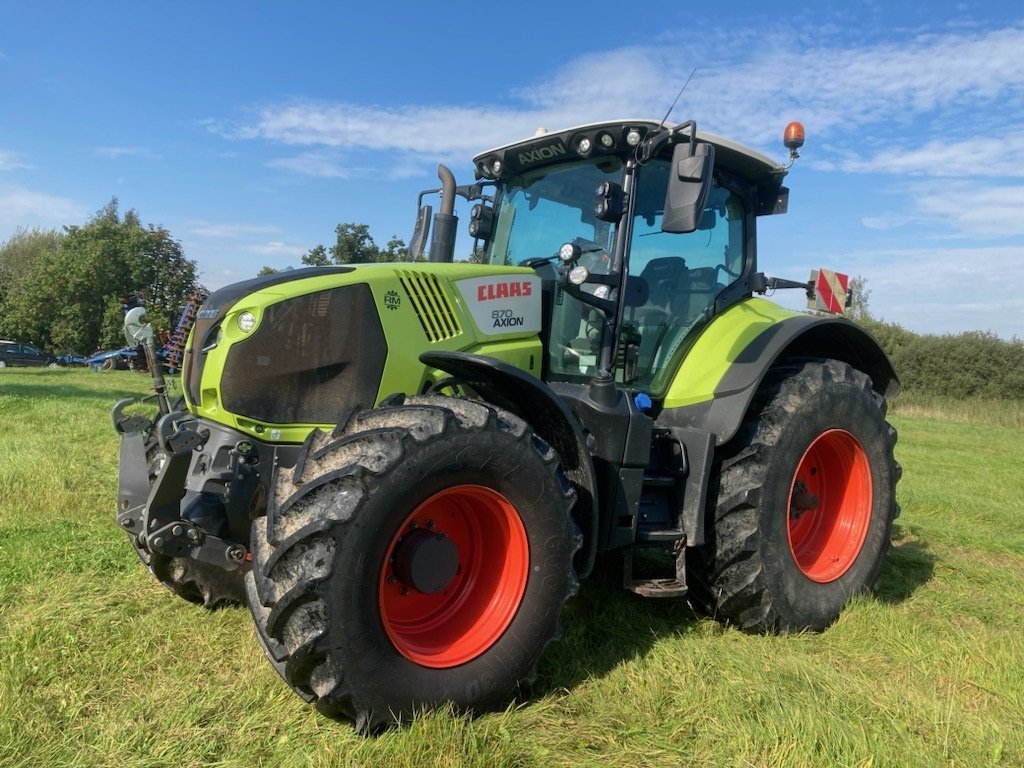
[
  {"left": 0, "top": 199, "right": 202, "bottom": 355},
  {"left": 258, "top": 223, "right": 408, "bottom": 276},
  {"left": 862, "top": 319, "right": 1024, "bottom": 401}
]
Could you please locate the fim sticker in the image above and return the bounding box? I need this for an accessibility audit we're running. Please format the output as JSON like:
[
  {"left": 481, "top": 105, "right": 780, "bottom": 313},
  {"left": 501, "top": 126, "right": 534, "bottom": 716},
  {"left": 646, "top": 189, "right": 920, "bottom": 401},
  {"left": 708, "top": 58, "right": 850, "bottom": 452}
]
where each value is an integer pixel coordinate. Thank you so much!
[{"left": 384, "top": 290, "right": 401, "bottom": 311}]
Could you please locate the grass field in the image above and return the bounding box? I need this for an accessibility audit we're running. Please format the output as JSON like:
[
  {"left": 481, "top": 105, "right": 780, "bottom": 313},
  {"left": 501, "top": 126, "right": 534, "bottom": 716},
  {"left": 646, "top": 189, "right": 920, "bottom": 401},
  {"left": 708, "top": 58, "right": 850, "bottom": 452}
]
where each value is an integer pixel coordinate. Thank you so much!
[{"left": 1, "top": 368, "right": 1021, "bottom": 767}]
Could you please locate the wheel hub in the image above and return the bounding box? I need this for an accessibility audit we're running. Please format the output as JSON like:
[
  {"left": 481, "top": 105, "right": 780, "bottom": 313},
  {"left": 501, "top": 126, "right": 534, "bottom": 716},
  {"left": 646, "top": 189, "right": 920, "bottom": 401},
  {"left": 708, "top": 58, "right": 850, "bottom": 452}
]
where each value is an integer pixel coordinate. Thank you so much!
[
  {"left": 378, "top": 484, "right": 530, "bottom": 668},
  {"left": 789, "top": 481, "right": 819, "bottom": 520},
  {"left": 787, "top": 429, "right": 873, "bottom": 583},
  {"left": 391, "top": 529, "right": 459, "bottom": 594}
]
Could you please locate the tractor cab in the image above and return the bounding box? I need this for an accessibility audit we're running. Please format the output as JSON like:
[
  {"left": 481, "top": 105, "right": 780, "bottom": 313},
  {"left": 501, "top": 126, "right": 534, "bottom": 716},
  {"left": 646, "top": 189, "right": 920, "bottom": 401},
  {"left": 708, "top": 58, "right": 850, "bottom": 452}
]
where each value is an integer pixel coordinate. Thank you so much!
[
  {"left": 461, "top": 120, "right": 793, "bottom": 397},
  {"left": 471, "top": 123, "right": 790, "bottom": 399}
]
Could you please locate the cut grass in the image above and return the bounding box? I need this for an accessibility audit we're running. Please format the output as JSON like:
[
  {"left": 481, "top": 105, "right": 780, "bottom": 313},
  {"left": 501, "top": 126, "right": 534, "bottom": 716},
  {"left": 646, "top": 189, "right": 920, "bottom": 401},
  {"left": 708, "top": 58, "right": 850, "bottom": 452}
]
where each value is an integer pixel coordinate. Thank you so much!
[
  {"left": 1, "top": 368, "right": 1021, "bottom": 767},
  {"left": 890, "top": 393, "right": 1024, "bottom": 429}
]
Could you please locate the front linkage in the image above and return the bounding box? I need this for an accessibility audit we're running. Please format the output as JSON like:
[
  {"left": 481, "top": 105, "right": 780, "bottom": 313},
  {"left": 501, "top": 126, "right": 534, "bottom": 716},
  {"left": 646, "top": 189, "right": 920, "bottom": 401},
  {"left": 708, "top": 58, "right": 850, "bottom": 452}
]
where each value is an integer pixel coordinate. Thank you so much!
[{"left": 112, "top": 398, "right": 271, "bottom": 607}]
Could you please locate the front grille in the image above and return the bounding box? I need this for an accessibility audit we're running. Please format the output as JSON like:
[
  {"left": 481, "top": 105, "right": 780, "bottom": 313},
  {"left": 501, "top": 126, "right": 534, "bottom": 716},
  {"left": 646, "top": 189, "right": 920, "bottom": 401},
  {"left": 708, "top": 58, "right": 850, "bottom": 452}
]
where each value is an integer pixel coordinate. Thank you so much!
[
  {"left": 398, "top": 271, "right": 462, "bottom": 342},
  {"left": 219, "top": 284, "right": 386, "bottom": 425}
]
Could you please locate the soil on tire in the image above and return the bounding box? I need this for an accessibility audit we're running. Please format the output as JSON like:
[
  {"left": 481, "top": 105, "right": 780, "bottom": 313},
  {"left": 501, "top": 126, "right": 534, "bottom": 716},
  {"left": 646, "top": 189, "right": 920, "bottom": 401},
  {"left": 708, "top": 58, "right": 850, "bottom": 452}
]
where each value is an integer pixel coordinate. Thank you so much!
[{"left": 246, "top": 395, "right": 580, "bottom": 732}]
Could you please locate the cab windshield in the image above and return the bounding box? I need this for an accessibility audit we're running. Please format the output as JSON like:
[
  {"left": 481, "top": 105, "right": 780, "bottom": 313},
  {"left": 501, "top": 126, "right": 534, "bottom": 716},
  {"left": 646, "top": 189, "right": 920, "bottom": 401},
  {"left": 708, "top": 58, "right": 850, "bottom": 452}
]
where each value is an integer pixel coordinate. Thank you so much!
[
  {"left": 485, "top": 157, "right": 624, "bottom": 379},
  {"left": 485, "top": 157, "right": 624, "bottom": 267}
]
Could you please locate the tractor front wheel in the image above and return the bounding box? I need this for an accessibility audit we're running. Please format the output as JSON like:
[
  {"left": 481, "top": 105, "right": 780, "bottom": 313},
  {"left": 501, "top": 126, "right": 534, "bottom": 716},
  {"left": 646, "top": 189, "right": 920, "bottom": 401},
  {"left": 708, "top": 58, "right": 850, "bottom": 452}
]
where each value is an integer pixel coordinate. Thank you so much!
[
  {"left": 246, "top": 395, "right": 579, "bottom": 732},
  {"left": 689, "top": 358, "right": 900, "bottom": 631}
]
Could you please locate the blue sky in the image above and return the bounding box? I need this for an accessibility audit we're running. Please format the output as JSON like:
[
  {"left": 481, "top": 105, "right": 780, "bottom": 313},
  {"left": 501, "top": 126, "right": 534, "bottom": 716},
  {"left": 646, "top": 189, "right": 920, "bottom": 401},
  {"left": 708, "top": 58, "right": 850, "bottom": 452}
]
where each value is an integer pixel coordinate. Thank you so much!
[{"left": 1, "top": 1, "right": 1022, "bottom": 339}]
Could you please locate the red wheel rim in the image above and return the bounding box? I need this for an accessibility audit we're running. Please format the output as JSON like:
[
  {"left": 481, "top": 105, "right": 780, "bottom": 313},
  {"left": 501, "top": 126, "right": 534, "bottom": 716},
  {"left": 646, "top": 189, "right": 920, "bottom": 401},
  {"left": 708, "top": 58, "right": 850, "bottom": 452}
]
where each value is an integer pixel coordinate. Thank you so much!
[
  {"left": 379, "top": 485, "right": 529, "bottom": 668},
  {"left": 787, "top": 429, "right": 873, "bottom": 583}
]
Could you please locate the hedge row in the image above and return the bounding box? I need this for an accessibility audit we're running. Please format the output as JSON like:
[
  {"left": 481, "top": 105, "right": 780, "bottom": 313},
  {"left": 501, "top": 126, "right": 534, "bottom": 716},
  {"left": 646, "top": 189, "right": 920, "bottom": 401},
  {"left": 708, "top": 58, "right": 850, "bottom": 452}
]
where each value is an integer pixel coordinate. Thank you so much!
[{"left": 861, "top": 320, "right": 1024, "bottom": 401}]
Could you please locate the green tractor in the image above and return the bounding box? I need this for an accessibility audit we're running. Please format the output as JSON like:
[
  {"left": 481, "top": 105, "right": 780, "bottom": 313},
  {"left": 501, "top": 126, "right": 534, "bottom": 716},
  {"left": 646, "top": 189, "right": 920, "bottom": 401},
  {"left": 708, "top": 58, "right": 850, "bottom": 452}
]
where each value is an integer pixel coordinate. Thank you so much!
[{"left": 113, "top": 118, "right": 900, "bottom": 732}]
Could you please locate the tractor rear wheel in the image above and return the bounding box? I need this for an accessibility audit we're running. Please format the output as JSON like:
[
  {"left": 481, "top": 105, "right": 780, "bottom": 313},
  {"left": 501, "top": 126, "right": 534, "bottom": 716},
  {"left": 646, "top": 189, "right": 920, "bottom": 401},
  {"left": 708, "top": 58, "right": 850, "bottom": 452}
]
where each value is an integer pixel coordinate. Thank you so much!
[
  {"left": 689, "top": 358, "right": 899, "bottom": 631},
  {"left": 245, "top": 395, "right": 578, "bottom": 732}
]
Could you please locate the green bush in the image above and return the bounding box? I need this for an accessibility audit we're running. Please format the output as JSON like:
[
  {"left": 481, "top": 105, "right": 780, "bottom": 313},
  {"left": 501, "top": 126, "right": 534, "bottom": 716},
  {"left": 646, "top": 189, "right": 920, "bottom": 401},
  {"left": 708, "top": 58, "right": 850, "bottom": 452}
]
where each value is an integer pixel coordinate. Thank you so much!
[{"left": 863, "top": 319, "right": 1024, "bottom": 401}]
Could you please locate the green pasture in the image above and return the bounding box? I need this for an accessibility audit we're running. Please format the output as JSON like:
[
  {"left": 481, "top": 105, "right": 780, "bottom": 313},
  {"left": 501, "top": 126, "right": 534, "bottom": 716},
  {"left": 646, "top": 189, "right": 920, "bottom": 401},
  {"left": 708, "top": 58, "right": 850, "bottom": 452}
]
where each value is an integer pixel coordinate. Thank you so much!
[{"left": 1, "top": 368, "right": 1021, "bottom": 767}]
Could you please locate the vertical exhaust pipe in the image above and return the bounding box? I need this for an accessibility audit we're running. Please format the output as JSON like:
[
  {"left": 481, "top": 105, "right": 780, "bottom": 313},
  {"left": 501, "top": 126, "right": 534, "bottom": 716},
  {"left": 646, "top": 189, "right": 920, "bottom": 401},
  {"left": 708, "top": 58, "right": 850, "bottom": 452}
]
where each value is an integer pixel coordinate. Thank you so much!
[{"left": 428, "top": 165, "right": 458, "bottom": 263}]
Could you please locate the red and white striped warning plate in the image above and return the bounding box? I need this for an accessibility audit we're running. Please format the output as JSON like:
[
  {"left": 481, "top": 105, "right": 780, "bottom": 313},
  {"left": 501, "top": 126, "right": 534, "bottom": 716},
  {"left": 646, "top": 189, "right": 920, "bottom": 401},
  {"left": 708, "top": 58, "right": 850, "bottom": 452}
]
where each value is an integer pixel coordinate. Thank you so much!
[{"left": 809, "top": 269, "right": 849, "bottom": 315}]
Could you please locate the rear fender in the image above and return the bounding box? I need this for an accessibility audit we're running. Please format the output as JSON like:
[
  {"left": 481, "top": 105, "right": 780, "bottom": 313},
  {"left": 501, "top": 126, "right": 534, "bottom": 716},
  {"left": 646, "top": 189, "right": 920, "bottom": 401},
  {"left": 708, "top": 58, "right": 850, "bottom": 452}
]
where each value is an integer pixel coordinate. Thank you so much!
[{"left": 658, "top": 308, "right": 899, "bottom": 446}]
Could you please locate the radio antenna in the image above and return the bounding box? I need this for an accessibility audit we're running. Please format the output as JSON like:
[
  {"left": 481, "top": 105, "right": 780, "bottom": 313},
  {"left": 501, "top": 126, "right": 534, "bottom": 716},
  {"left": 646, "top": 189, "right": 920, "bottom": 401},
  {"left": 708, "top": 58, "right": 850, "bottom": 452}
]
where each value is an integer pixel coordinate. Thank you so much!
[{"left": 659, "top": 68, "right": 697, "bottom": 129}]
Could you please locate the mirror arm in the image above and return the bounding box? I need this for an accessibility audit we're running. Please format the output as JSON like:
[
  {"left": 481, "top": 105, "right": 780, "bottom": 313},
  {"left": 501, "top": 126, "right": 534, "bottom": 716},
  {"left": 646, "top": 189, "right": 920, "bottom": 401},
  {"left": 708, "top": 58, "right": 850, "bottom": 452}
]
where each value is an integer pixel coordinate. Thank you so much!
[{"left": 752, "top": 272, "right": 814, "bottom": 300}]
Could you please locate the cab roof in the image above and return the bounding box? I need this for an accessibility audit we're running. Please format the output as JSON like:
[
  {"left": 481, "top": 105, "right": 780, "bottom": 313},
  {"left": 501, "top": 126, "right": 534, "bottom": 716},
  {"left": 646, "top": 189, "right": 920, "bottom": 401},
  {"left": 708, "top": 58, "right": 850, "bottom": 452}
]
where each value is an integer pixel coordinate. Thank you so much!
[{"left": 473, "top": 119, "right": 788, "bottom": 187}]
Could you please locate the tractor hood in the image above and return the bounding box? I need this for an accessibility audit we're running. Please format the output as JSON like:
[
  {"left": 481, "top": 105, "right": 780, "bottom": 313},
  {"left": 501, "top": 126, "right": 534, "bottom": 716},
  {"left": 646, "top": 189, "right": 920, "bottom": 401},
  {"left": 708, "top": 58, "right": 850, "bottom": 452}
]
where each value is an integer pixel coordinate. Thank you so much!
[{"left": 195, "top": 267, "right": 356, "bottom": 326}]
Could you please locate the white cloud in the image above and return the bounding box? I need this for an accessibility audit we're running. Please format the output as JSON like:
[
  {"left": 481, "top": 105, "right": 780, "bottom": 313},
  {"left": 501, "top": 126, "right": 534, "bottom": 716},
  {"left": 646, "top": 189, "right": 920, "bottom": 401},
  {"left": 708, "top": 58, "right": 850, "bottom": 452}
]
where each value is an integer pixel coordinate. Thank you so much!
[
  {"left": 0, "top": 185, "right": 83, "bottom": 235},
  {"left": 225, "top": 24, "right": 1024, "bottom": 159},
  {"left": 236, "top": 101, "right": 542, "bottom": 159},
  {"left": 911, "top": 181, "right": 1024, "bottom": 238},
  {"left": 834, "top": 133, "right": 1024, "bottom": 178},
  {"left": 772, "top": 243, "right": 1024, "bottom": 338},
  {"left": 838, "top": 245, "right": 1023, "bottom": 338},
  {"left": 183, "top": 223, "right": 308, "bottom": 288},
  {"left": 0, "top": 150, "right": 32, "bottom": 171},
  {"left": 244, "top": 241, "right": 307, "bottom": 258},
  {"left": 267, "top": 150, "right": 432, "bottom": 181},
  {"left": 861, "top": 212, "right": 916, "bottom": 231},
  {"left": 94, "top": 146, "right": 161, "bottom": 160},
  {"left": 863, "top": 180, "right": 1024, "bottom": 238},
  {"left": 267, "top": 152, "right": 354, "bottom": 179},
  {"left": 187, "top": 220, "right": 281, "bottom": 238}
]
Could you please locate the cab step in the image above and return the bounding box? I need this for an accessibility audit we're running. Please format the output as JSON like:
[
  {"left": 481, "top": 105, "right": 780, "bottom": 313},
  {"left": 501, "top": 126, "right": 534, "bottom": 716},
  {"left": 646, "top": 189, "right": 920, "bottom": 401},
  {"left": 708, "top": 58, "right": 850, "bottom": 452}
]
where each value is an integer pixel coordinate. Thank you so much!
[
  {"left": 636, "top": 527, "right": 685, "bottom": 543},
  {"left": 625, "top": 577, "right": 689, "bottom": 599},
  {"left": 622, "top": 547, "right": 688, "bottom": 599}
]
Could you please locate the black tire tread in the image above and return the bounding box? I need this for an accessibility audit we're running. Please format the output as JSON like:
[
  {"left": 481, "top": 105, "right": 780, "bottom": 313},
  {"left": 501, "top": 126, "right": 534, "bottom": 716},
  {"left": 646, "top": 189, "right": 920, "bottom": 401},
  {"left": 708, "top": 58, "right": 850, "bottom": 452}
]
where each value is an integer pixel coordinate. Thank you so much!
[
  {"left": 688, "top": 358, "right": 900, "bottom": 632},
  {"left": 247, "top": 395, "right": 578, "bottom": 731}
]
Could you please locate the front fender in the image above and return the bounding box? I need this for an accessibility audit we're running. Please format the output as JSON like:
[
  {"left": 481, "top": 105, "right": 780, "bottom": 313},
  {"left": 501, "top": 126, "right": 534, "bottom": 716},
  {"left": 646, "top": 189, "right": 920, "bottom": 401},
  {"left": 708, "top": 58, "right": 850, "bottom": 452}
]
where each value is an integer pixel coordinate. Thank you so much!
[{"left": 419, "top": 350, "right": 599, "bottom": 577}]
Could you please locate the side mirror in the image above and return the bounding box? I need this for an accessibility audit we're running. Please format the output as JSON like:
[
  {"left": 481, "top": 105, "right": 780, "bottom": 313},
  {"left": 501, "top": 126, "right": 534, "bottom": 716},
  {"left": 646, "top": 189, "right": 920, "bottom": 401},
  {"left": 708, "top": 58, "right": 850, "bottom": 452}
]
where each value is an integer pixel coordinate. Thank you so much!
[
  {"left": 661, "top": 142, "right": 715, "bottom": 234},
  {"left": 407, "top": 204, "right": 432, "bottom": 261}
]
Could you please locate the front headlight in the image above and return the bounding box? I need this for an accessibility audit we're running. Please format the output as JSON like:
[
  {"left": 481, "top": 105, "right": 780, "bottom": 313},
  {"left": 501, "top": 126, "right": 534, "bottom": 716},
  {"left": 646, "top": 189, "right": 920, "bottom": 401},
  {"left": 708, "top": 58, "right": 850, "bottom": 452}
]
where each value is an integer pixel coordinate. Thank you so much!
[{"left": 237, "top": 311, "right": 257, "bottom": 333}]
